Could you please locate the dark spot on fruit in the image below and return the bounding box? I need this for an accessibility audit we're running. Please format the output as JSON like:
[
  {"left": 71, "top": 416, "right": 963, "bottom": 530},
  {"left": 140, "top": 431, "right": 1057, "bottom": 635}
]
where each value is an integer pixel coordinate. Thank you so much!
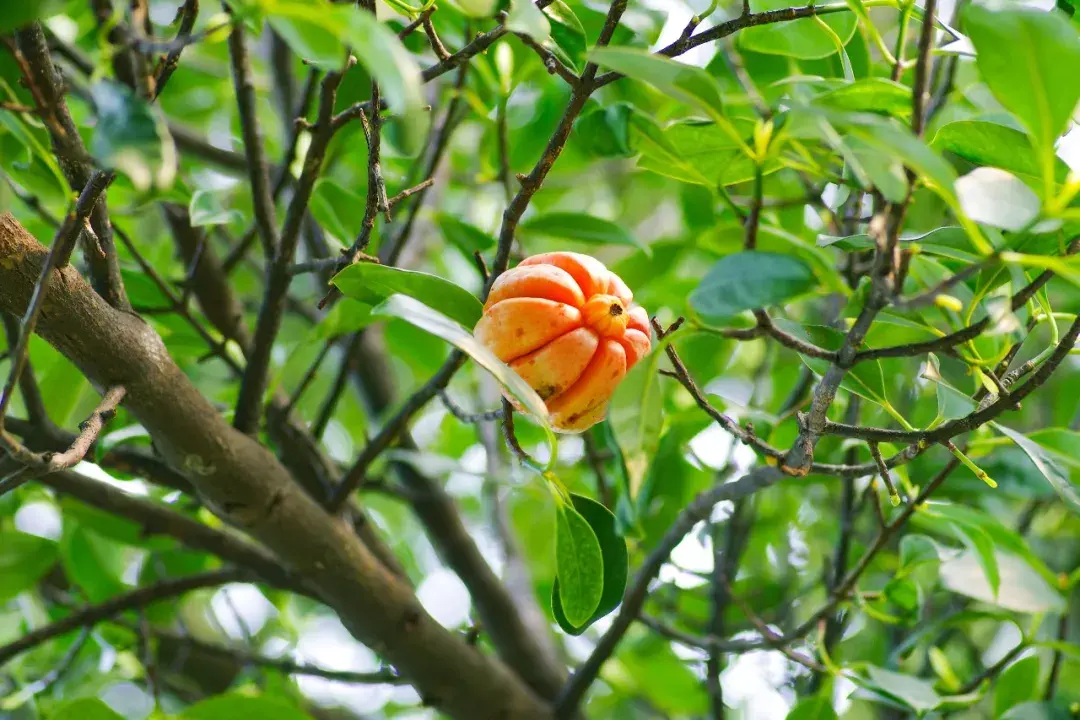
[
  {"left": 515, "top": 328, "right": 524, "bottom": 337},
  {"left": 538, "top": 384, "right": 558, "bottom": 399},
  {"left": 609, "top": 303, "right": 623, "bottom": 317}
]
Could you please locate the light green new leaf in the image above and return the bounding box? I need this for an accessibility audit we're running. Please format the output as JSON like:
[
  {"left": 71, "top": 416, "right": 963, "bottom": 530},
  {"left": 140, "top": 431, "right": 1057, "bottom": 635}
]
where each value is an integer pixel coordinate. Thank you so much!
[
  {"left": 589, "top": 47, "right": 724, "bottom": 122},
  {"left": 813, "top": 78, "right": 911, "bottom": 117},
  {"left": 333, "top": 263, "right": 483, "bottom": 328},
  {"left": 555, "top": 501, "right": 604, "bottom": 627},
  {"left": 371, "top": 294, "right": 549, "bottom": 425},
  {"left": 965, "top": 5, "right": 1080, "bottom": 154}
]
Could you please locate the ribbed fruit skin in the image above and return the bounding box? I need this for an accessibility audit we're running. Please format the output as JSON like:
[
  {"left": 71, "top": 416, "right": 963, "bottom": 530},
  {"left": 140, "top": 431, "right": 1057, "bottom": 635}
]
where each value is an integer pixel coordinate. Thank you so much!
[{"left": 474, "top": 252, "right": 651, "bottom": 432}]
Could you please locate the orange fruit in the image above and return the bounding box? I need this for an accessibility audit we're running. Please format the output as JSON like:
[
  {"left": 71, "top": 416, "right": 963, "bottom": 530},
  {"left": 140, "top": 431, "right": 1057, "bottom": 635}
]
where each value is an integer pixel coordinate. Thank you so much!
[{"left": 474, "top": 251, "right": 651, "bottom": 432}]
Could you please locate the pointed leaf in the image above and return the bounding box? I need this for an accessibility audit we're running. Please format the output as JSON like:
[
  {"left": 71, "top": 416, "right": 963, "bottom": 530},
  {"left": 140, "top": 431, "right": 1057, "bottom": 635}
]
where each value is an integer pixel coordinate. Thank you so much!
[
  {"left": 589, "top": 47, "right": 724, "bottom": 120},
  {"left": 333, "top": 263, "right": 483, "bottom": 328},
  {"left": 691, "top": 252, "right": 816, "bottom": 323},
  {"left": 553, "top": 493, "right": 627, "bottom": 634},
  {"left": 554, "top": 501, "right": 604, "bottom": 627}
]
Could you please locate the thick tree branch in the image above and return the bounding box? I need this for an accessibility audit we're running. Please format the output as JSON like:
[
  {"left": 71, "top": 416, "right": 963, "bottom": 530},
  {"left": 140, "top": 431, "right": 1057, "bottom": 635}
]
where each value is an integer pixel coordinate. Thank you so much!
[{"left": 0, "top": 214, "right": 550, "bottom": 719}]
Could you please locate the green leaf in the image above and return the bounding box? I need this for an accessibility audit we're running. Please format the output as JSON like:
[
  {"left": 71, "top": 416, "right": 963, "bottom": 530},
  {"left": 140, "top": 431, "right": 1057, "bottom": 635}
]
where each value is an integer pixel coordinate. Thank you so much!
[
  {"left": 636, "top": 119, "right": 778, "bottom": 187},
  {"left": 0, "top": 530, "right": 57, "bottom": 603},
  {"left": 552, "top": 494, "right": 627, "bottom": 634},
  {"left": 741, "top": 0, "right": 857, "bottom": 59},
  {"left": 310, "top": 179, "right": 365, "bottom": 243},
  {"left": 813, "top": 78, "right": 911, "bottom": 117},
  {"left": 544, "top": 1, "right": 587, "bottom": 71},
  {"left": 931, "top": 120, "right": 1071, "bottom": 193},
  {"left": 61, "top": 527, "right": 130, "bottom": 603},
  {"left": 507, "top": 0, "right": 550, "bottom": 43},
  {"left": 554, "top": 500, "right": 604, "bottom": 627},
  {"left": 189, "top": 189, "right": 242, "bottom": 227},
  {"left": 608, "top": 345, "right": 663, "bottom": 498},
  {"left": 994, "top": 655, "right": 1040, "bottom": 719},
  {"left": 786, "top": 695, "right": 838, "bottom": 720},
  {"left": 181, "top": 694, "right": 313, "bottom": 720},
  {"left": 589, "top": 47, "right": 724, "bottom": 121},
  {"left": 521, "top": 211, "right": 646, "bottom": 252},
  {"left": 884, "top": 577, "right": 919, "bottom": 614},
  {"left": 940, "top": 549, "right": 1065, "bottom": 613},
  {"left": 899, "top": 534, "right": 943, "bottom": 571},
  {"left": 453, "top": 0, "right": 497, "bottom": 18},
  {"left": 333, "top": 263, "right": 483, "bottom": 328},
  {"left": 437, "top": 214, "right": 496, "bottom": 255},
  {"left": 52, "top": 698, "right": 125, "bottom": 720},
  {"left": 995, "top": 423, "right": 1080, "bottom": 514},
  {"left": 690, "top": 251, "right": 816, "bottom": 323},
  {"left": 950, "top": 520, "right": 1000, "bottom": 600},
  {"left": 0, "top": 1, "right": 65, "bottom": 35},
  {"left": 370, "top": 294, "right": 550, "bottom": 424},
  {"left": 955, "top": 168, "right": 1041, "bottom": 232},
  {"left": 265, "top": 1, "right": 424, "bottom": 143},
  {"left": 964, "top": 5, "right": 1080, "bottom": 153},
  {"left": 89, "top": 81, "right": 176, "bottom": 192},
  {"left": 863, "top": 666, "right": 941, "bottom": 713},
  {"left": 1001, "top": 703, "right": 1072, "bottom": 720},
  {"left": 574, "top": 103, "right": 633, "bottom": 158}
]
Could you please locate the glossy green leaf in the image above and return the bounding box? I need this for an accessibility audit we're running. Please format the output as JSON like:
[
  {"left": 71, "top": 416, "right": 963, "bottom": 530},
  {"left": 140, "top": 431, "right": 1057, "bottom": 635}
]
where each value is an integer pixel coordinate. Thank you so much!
[
  {"left": 554, "top": 500, "right": 604, "bottom": 627},
  {"left": 690, "top": 251, "right": 816, "bottom": 322},
  {"left": 899, "top": 534, "right": 943, "bottom": 571},
  {"left": 189, "top": 189, "right": 243, "bottom": 227},
  {"left": 521, "top": 211, "right": 646, "bottom": 252},
  {"left": 589, "top": 47, "right": 724, "bottom": 120},
  {"left": 370, "top": 294, "right": 549, "bottom": 424},
  {"left": 0, "top": 530, "right": 57, "bottom": 603},
  {"left": 333, "top": 263, "right": 483, "bottom": 328},
  {"left": 552, "top": 493, "right": 627, "bottom": 634},
  {"left": 181, "top": 694, "right": 313, "bottom": 720},
  {"left": 995, "top": 655, "right": 1040, "bottom": 718},
  {"left": 965, "top": 5, "right": 1080, "bottom": 152}
]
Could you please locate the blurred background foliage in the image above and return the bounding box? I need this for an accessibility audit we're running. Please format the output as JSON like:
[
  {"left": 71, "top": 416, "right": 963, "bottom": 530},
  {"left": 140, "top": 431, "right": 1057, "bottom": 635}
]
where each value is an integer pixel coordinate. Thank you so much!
[{"left": 2, "top": 0, "right": 1080, "bottom": 718}]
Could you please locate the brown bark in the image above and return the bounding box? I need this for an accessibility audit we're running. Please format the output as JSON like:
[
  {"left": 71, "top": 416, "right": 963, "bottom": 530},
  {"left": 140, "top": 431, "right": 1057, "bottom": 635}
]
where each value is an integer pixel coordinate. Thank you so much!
[{"left": 0, "top": 212, "right": 550, "bottom": 720}]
